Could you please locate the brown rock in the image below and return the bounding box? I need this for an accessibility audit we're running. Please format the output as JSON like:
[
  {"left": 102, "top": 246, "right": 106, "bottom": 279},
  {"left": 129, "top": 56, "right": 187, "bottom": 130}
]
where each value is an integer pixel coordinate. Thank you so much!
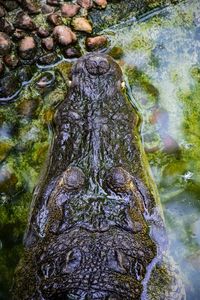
[
  {"left": 93, "top": 0, "right": 107, "bottom": 8},
  {"left": 14, "top": 12, "right": 36, "bottom": 31},
  {"left": 63, "top": 47, "right": 81, "bottom": 58},
  {"left": 46, "top": 0, "right": 61, "bottom": 6},
  {"left": 38, "top": 53, "right": 59, "bottom": 65},
  {"left": 22, "top": 0, "right": 41, "bottom": 14},
  {"left": 86, "top": 35, "right": 107, "bottom": 50},
  {"left": 13, "top": 29, "right": 26, "bottom": 40},
  {"left": 19, "top": 36, "right": 37, "bottom": 59},
  {"left": 72, "top": 17, "right": 92, "bottom": 33},
  {"left": 37, "top": 27, "right": 50, "bottom": 38},
  {"left": 53, "top": 25, "right": 76, "bottom": 46},
  {"left": 61, "top": 3, "right": 80, "bottom": 18},
  {"left": 0, "top": 18, "right": 15, "bottom": 35},
  {"left": 41, "top": 4, "right": 54, "bottom": 14},
  {"left": 3, "top": 54, "right": 19, "bottom": 69},
  {"left": 0, "top": 0, "right": 18, "bottom": 11},
  {"left": 41, "top": 37, "right": 54, "bottom": 51},
  {"left": 47, "top": 13, "right": 62, "bottom": 26},
  {"left": 0, "top": 5, "right": 5, "bottom": 17},
  {"left": 77, "top": 0, "right": 93, "bottom": 9},
  {"left": 0, "top": 32, "right": 12, "bottom": 55}
]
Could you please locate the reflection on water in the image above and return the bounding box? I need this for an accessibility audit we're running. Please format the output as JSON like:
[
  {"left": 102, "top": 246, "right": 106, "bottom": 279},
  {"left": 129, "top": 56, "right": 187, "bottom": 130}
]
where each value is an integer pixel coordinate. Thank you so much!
[
  {"left": 0, "top": 0, "right": 200, "bottom": 299},
  {"left": 107, "top": 0, "right": 200, "bottom": 298}
]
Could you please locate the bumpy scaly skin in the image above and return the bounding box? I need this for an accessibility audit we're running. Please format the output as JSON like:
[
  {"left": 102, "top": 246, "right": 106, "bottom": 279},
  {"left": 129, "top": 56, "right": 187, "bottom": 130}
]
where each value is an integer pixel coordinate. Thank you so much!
[{"left": 13, "top": 54, "right": 185, "bottom": 300}]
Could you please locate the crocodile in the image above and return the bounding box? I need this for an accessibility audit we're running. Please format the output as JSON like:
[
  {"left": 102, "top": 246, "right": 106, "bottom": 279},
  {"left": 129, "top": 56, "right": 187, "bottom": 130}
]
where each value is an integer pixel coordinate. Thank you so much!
[{"left": 13, "top": 53, "right": 186, "bottom": 300}]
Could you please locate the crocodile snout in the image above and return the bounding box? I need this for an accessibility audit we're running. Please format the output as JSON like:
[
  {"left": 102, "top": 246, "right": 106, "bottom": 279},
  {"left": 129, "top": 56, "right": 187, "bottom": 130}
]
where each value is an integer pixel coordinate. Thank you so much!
[{"left": 85, "top": 55, "right": 110, "bottom": 75}]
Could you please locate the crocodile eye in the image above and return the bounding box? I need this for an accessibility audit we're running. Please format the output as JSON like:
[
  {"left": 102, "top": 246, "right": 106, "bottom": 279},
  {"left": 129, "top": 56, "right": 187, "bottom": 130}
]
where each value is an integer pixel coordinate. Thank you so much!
[
  {"left": 105, "top": 167, "right": 132, "bottom": 192},
  {"left": 61, "top": 167, "right": 85, "bottom": 191}
]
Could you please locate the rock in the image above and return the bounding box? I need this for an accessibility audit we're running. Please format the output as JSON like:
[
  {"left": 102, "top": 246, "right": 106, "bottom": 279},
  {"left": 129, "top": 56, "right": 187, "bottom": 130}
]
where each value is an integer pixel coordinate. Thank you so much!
[
  {"left": 0, "top": 73, "right": 20, "bottom": 99},
  {"left": 3, "top": 53, "right": 19, "bottom": 69},
  {"left": 77, "top": 0, "right": 93, "bottom": 9},
  {"left": 0, "top": 0, "right": 18, "bottom": 11},
  {"left": 53, "top": 25, "right": 76, "bottom": 46},
  {"left": 18, "top": 36, "right": 37, "bottom": 60},
  {"left": 18, "top": 65, "right": 36, "bottom": 83},
  {"left": 47, "top": 13, "right": 63, "bottom": 26},
  {"left": 86, "top": 35, "right": 107, "bottom": 50},
  {"left": 63, "top": 47, "right": 81, "bottom": 58},
  {"left": 93, "top": 0, "right": 107, "bottom": 8},
  {"left": 0, "top": 32, "right": 12, "bottom": 56},
  {"left": 41, "top": 37, "right": 54, "bottom": 51},
  {"left": 37, "top": 27, "right": 50, "bottom": 38},
  {"left": 41, "top": 4, "right": 54, "bottom": 14},
  {"left": 13, "top": 29, "right": 26, "bottom": 40},
  {"left": 46, "top": 0, "right": 61, "bottom": 6},
  {"left": 162, "top": 134, "right": 180, "bottom": 154},
  {"left": 0, "top": 5, "right": 5, "bottom": 17},
  {"left": 72, "top": 17, "right": 92, "bottom": 33},
  {"left": 21, "top": 0, "right": 41, "bottom": 14},
  {"left": 0, "top": 18, "right": 15, "bottom": 35},
  {"left": 61, "top": 3, "right": 80, "bottom": 18},
  {"left": 36, "top": 71, "right": 56, "bottom": 91},
  {"left": 14, "top": 12, "right": 36, "bottom": 31},
  {"left": 38, "top": 53, "right": 59, "bottom": 65},
  {"left": 0, "top": 60, "right": 4, "bottom": 77}
]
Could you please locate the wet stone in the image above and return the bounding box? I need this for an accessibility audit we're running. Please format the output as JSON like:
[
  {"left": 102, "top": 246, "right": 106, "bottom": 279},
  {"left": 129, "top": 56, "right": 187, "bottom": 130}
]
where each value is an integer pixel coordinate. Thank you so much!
[
  {"left": 0, "top": 0, "right": 18, "bottom": 11},
  {"left": 0, "top": 18, "right": 15, "bottom": 35},
  {"left": 63, "top": 47, "right": 81, "bottom": 58},
  {"left": 0, "top": 32, "right": 12, "bottom": 56},
  {"left": 72, "top": 17, "right": 92, "bottom": 33},
  {"left": 46, "top": 0, "right": 61, "bottom": 6},
  {"left": 22, "top": 0, "right": 41, "bottom": 14},
  {"left": 61, "top": 3, "right": 80, "bottom": 18},
  {"left": 0, "top": 73, "right": 20, "bottom": 99},
  {"left": 18, "top": 36, "right": 37, "bottom": 60},
  {"left": 3, "top": 53, "right": 19, "bottom": 69},
  {"left": 93, "top": 0, "right": 107, "bottom": 8},
  {"left": 41, "top": 4, "right": 54, "bottom": 14},
  {"left": 14, "top": 11, "right": 36, "bottom": 31},
  {"left": 0, "top": 5, "right": 5, "bottom": 17},
  {"left": 13, "top": 29, "right": 26, "bottom": 40},
  {"left": 47, "top": 13, "right": 63, "bottom": 26},
  {"left": 36, "top": 71, "right": 55, "bottom": 90},
  {"left": 77, "top": 0, "right": 93, "bottom": 9},
  {"left": 53, "top": 25, "right": 76, "bottom": 46},
  {"left": 86, "top": 35, "right": 107, "bottom": 50},
  {"left": 37, "top": 27, "right": 50, "bottom": 38},
  {"left": 41, "top": 37, "right": 54, "bottom": 51},
  {"left": 38, "top": 53, "right": 59, "bottom": 65}
]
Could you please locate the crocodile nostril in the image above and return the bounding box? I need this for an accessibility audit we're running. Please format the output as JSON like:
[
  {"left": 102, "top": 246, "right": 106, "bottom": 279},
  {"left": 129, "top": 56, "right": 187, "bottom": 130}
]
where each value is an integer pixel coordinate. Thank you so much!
[
  {"left": 105, "top": 167, "right": 132, "bottom": 193},
  {"left": 85, "top": 55, "right": 110, "bottom": 75},
  {"left": 61, "top": 167, "right": 86, "bottom": 191}
]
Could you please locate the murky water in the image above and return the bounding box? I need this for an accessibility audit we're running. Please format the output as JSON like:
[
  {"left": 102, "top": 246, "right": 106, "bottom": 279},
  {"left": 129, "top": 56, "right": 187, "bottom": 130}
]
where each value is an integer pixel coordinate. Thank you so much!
[{"left": 0, "top": 0, "right": 200, "bottom": 299}]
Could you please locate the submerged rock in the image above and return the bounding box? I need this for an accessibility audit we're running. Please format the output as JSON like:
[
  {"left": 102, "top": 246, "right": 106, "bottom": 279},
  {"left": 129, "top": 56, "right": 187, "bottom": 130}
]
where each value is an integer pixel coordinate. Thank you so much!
[
  {"left": 0, "top": 73, "right": 20, "bottom": 99},
  {"left": 0, "top": 32, "right": 12, "bottom": 55},
  {"left": 86, "top": 35, "right": 107, "bottom": 50},
  {"left": 77, "top": 0, "right": 93, "bottom": 9},
  {"left": 53, "top": 25, "right": 77, "bottom": 46},
  {"left": 41, "top": 37, "right": 54, "bottom": 51},
  {"left": 61, "top": 3, "right": 80, "bottom": 18},
  {"left": 14, "top": 11, "right": 36, "bottom": 31},
  {"left": 72, "top": 17, "right": 93, "bottom": 33},
  {"left": 18, "top": 36, "right": 37, "bottom": 60}
]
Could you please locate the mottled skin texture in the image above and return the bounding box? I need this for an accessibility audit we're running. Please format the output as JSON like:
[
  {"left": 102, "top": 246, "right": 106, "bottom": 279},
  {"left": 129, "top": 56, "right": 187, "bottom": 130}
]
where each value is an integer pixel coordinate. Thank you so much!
[{"left": 13, "top": 54, "right": 185, "bottom": 300}]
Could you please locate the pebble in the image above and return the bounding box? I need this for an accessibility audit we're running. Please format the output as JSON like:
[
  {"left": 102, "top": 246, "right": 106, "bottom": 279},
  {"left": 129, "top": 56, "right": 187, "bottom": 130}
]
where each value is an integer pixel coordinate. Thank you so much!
[
  {"left": 38, "top": 53, "right": 58, "bottom": 65},
  {"left": 86, "top": 35, "right": 107, "bottom": 50},
  {"left": 3, "top": 54, "right": 19, "bottom": 69},
  {"left": 63, "top": 47, "right": 81, "bottom": 58},
  {"left": 0, "top": 60, "right": 4, "bottom": 77},
  {"left": 93, "top": 0, "right": 107, "bottom": 8},
  {"left": 0, "top": 32, "right": 12, "bottom": 56},
  {"left": 0, "top": 5, "right": 5, "bottom": 17},
  {"left": 77, "top": 0, "right": 93, "bottom": 9},
  {"left": 22, "top": 0, "right": 41, "bottom": 14},
  {"left": 61, "top": 3, "right": 80, "bottom": 18},
  {"left": 41, "top": 4, "right": 54, "bottom": 14},
  {"left": 47, "top": 13, "right": 63, "bottom": 26},
  {"left": 41, "top": 37, "right": 54, "bottom": 51},
  {"left": 37, "top": 27, "right": 50, "bottom": 38},
  {"left": 46, "top": 0, "right": 60, "bottom": 6},
  {"left": 1, "top": 0, "right": 18, "bottom": 11},
  {"left": 19, "top": 36, "right": 37, "bottom": 60},
  {"left": 0, "top": 18, "right": 15, "bottom": 35},
  {"left": 13, "top": 29, "right": 26, "bottom": 40},
  {"left": 14, "top": 11, "right": 36, "bottom": 31},
  {"left": 53, "top": 25, "right": 76, "bottom": 46},
  {"left": 0, "top": 73, "right": 20, "bottom": 98},
  {"left": 36, "top": 71, "right": 55, "bottom": 90},
  {"left": 72, "top": 17, "right": 92, "bottom": 33}
]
